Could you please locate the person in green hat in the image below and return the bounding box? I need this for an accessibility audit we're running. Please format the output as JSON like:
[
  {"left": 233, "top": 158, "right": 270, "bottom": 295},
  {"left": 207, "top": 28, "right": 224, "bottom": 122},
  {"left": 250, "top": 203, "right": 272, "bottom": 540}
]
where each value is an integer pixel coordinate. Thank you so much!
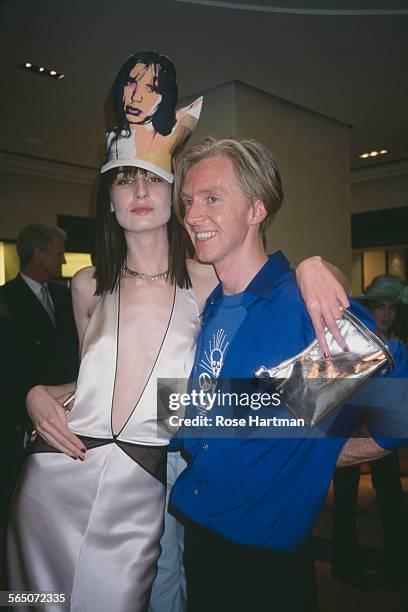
[
  {"left": 361, "top": 274, "right": 406, "bottom": 341},
  {"left": 332, "top": 274, "right": 408, "bottom": 591}
]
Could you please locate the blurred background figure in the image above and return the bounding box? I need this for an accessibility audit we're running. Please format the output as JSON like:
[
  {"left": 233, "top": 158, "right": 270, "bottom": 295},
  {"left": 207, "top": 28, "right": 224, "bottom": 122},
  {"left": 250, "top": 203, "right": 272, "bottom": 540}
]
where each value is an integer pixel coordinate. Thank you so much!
[
  {"left": 331, "top": 274, "right": 408, "bottom": 592},
  {"left": 393, "top": 285, "right": 408, "bottom": 347},
  {"left": 0, "top": 223, "right": 79, "bottom": 582}
]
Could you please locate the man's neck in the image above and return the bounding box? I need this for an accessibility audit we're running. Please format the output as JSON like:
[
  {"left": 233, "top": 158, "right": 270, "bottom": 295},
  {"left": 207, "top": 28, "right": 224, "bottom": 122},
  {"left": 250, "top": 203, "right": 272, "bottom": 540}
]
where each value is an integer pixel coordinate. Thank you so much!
[
  {"left": 215, "top": 244, "right": 268, "bottom": 296},
  {"left": 21, "top": 266, "right": 47, "bottom": 285}
]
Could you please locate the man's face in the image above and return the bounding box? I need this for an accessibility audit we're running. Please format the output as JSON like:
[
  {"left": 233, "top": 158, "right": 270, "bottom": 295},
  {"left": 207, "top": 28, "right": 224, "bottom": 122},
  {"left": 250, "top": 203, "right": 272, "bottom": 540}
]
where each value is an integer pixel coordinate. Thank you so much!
[
  {"left": 182, "top": 155, "right": 259, "bottom": 266},
  {"left": 39, "top": 237, "right": 66, "bottom": 281},
  {"left": 110, "top": 168, "right": 172, "bottom": 234},
  {"left": 372, "top": 300, "right": 397, "bottom": 334},
  {"left": 123, "top": 63, "right": 162, "bottom": 126}
]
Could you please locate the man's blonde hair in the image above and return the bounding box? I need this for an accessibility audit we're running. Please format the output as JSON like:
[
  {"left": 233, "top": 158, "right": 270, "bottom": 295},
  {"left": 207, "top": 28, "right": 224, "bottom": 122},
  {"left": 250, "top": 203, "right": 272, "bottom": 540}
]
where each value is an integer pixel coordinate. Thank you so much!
[{"left": 173, "top": 137, "right": 284, "bottom": 239}]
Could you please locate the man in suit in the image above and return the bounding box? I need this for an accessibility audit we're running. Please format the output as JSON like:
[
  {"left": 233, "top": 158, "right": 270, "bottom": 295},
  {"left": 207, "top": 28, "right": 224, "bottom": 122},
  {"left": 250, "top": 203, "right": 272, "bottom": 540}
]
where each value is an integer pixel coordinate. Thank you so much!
[{"left": 0, "top": 224, "right": 79, "bottom": 530}]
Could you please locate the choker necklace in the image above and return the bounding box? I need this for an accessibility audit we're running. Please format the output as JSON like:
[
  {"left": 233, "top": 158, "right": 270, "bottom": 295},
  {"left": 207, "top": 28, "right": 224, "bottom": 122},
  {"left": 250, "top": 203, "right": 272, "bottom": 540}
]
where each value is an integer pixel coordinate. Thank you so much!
[{"left": 122, "top": 262, "right": 168, "bottom": 281}]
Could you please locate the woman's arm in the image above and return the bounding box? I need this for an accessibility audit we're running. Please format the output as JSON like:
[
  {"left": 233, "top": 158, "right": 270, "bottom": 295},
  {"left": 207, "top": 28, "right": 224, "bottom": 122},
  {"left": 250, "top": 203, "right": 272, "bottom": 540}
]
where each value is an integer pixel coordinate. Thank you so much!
[
  {"left": 27, "top": 266, "right": 97, "bottom": 459},
  {"left": 71, "top": 266, "right": 98, "bottom": 342},
  {"left": 189, "top": 255, "right": 351, "bottom": 356},
  {"left": 27, "top": 384, "right": 85, "bottom": 459},
  {"left": 296, "top": 256, "right": 350, "bottom": 357}
]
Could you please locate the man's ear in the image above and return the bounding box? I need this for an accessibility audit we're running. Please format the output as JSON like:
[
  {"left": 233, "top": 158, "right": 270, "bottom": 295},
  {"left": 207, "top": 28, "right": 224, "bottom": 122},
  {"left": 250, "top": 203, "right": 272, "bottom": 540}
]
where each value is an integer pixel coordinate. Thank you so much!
[
  {"left": 250, "top": 199, "right": 267, "bottom": 226},
  {"left": 33, "top": 246, "right": 43, "bottom": 262}
]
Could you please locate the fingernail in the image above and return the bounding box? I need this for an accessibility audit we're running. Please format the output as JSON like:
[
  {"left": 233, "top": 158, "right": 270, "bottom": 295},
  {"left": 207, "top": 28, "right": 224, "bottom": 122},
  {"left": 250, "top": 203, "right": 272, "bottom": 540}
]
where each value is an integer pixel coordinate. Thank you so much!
[
  {"left": 343, "top": 346, "right": 350, "bottom": 352},
  {"left": 81, "top": 448, "right": 87, "bottom": 453},
  {"left": 324, "top": 352, "right": 330, "bottom": 360},
  {"left": 79, "top": 456, "right": 85, "bottom": 462},
  {"left": 72, "top": 456, "right": 77, "bottom": 461}
]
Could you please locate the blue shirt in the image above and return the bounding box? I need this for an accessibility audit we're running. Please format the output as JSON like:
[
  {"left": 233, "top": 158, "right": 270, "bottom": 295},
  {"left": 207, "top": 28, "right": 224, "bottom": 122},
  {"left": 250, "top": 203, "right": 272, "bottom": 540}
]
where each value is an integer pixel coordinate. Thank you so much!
[{"left": 170, "top": 252, "right": 408, "bottom": 551}]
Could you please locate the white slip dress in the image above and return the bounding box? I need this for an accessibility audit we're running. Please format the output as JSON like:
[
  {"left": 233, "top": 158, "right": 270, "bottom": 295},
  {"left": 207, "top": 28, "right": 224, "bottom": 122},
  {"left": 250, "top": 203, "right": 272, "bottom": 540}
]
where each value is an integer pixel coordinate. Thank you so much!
[{"left": 7, "top": 283, "right": 199, "bottom": 612}]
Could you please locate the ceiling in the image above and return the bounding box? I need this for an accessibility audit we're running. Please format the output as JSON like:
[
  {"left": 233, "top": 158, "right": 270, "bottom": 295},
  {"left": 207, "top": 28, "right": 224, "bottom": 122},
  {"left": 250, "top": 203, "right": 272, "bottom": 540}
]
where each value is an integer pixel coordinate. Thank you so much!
[{"left": 1, "top": 0, "right": 408, "bottom": 170}]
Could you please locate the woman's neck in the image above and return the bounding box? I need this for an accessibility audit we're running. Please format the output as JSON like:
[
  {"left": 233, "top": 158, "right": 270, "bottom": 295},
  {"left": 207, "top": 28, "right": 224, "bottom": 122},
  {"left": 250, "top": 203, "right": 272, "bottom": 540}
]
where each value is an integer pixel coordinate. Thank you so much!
[{"left": 124, "top": 227, "right": 169, "bottom": 274}]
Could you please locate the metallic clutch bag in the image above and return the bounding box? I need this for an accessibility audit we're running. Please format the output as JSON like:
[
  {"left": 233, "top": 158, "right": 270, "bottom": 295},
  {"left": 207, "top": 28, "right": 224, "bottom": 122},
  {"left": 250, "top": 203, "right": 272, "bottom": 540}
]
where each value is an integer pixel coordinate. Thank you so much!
[{"left": 254, "top": 309, "right": 396, "bottom": 427}]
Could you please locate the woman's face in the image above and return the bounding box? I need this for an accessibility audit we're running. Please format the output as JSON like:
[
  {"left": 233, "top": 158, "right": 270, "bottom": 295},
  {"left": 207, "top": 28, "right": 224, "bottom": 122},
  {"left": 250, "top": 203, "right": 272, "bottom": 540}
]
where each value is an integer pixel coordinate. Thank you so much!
[
  {"left": 110, "top": 167, "right": 172, "bottom": 234},
  {"left": 372, "top": 300, "right": 397, "bottom": 335},
  {"left": 123, "top": 63, "right": 162, "bottom": 126}
]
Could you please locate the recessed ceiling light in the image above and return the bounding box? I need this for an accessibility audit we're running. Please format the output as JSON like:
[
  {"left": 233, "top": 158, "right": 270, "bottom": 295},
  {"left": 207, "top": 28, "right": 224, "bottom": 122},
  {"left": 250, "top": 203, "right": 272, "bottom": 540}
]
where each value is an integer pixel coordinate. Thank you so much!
[
  {"left": 20, "top": 62, "right": 65, "bottom": 80},
  {"left": 358, "top": 149, "right": 388, "bottom": 159}
]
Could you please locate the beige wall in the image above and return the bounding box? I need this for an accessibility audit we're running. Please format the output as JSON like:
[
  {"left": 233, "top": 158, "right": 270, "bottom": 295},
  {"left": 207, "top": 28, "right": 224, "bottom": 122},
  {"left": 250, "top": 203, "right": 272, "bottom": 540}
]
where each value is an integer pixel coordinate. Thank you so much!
[
  {"left": 184, "top": 82, "right": 238, "bottom": 145},
  {"left": 8, "top": 83, "right": 403, "bottom": 280},
  {"left": 185, "top": 81, "right": 351, "bottom": 273},
  {"left": 0, "top": 160, "right": 97, "bottom": 241},
  {"left": 351, "top": 172, "right": 408, "bottom": 214}
]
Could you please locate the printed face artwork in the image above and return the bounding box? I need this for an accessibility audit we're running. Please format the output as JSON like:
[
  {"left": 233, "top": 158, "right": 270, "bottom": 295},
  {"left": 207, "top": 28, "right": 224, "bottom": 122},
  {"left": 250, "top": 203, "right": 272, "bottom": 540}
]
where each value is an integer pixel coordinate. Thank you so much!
[
  {"left": 123, "top": 63, "right": 162, "bottom": 126},
  {"left": 110, "top": 168, "right": 172, "bottom": 234}
]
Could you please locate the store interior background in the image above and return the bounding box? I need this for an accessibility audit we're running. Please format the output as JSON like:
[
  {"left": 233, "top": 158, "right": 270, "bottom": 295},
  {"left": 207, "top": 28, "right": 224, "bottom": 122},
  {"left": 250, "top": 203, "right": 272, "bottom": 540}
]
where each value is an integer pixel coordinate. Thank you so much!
[{"left": 1, "top": 1, "right": 407, "bottom": 609}]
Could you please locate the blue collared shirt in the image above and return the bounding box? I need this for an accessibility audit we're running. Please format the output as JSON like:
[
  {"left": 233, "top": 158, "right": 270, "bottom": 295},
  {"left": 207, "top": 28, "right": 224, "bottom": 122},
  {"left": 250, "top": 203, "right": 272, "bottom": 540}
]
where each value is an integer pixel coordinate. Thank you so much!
[{"left": 170, "top": 252, "right": 408, "bottom": 551}]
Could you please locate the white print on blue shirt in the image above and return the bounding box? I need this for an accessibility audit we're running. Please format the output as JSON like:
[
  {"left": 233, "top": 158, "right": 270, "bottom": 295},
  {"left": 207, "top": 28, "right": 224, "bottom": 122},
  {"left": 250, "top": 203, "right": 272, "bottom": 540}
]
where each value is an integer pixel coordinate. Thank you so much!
[
  {"left": 197, "top": 329, "right": 228, "bottom": 414},
  {"left": 200, "top": 328, "right": 229, "bottom": 380}
]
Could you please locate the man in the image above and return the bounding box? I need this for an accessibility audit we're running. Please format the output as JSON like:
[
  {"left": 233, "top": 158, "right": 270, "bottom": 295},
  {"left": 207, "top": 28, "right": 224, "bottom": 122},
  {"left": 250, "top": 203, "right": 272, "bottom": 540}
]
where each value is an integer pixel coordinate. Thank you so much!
[
  {"left": 0, "top": 224, "right": 79, "bottom": 528},
  {"left": 170, "top": 137, "right": 408, "bottom": 611}
]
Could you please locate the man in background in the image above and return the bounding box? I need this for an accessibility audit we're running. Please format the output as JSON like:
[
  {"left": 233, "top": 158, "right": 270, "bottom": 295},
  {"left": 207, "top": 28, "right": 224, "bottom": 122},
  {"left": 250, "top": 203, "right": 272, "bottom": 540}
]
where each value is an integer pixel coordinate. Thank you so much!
[{"left": 0, "top": 224, "right": 79, "bottom": 548}]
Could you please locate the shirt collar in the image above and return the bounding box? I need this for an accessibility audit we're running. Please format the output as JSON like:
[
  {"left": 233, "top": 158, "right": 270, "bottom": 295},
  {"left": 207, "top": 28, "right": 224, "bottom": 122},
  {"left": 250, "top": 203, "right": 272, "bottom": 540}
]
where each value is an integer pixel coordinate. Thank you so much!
[
  {"left": 206, "top": 251, "right": 291, "bottom": 308},
  {"left": 20, "top": 273, "right": 46, "bottom": 297}
]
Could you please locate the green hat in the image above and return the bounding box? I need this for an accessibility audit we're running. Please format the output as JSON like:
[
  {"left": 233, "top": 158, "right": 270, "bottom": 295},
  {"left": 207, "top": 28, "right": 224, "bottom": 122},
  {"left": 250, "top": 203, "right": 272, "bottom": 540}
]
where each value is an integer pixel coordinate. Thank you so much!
[
  {"left": 397, "top": 285, "right": 408, "bottom": 306},
  {"left": 361, "top": 274, "right": 405, "bottom": 302}
]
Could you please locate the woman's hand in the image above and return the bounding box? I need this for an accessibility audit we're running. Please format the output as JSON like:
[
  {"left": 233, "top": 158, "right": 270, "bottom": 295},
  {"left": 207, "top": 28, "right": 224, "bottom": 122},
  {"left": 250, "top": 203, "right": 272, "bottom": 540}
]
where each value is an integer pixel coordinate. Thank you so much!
[
  {"left": 27, "top": 385, "right": 86, "bottom": 460},
  {"left": 296, "top": 256, "right": 350, "bottom": 358}
]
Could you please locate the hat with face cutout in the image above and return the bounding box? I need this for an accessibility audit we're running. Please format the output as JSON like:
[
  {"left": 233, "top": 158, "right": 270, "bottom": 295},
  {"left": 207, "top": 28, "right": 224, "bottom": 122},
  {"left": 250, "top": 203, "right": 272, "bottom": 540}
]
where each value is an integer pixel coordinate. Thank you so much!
[{"left": 101, "top": 51, "right": 202, "bottom": 183}]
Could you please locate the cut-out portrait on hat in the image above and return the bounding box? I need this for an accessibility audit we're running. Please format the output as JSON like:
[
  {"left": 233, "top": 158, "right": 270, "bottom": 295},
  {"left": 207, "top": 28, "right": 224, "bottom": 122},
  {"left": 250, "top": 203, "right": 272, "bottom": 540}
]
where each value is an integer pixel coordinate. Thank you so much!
[{"left": 102, "top": 51, "right": 202, "bottom": 183}]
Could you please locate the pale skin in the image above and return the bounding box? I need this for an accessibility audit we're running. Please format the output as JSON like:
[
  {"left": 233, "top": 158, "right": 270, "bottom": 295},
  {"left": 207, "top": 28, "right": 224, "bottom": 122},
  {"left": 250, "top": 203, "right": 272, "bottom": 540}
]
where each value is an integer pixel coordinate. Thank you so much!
[{"left": 27, "top": 164, "right": 352, "bottom": 460}]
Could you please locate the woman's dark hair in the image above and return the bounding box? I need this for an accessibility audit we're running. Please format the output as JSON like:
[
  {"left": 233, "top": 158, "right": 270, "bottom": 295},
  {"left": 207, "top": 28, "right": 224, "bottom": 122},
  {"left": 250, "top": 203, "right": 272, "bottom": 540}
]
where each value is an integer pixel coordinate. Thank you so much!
[
  {"left": 94, "top": 167, "right": 191, "bottom": 295},
  {"left": 112, "top": 51, "right": 178, "bottom": 137}
]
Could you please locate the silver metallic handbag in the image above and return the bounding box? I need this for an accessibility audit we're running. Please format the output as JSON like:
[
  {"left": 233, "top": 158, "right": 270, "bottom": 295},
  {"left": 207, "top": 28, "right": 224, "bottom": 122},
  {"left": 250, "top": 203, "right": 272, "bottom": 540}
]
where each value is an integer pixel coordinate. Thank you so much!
[{"left": 254, "top": 309, "right": 396, "bottom": 427}]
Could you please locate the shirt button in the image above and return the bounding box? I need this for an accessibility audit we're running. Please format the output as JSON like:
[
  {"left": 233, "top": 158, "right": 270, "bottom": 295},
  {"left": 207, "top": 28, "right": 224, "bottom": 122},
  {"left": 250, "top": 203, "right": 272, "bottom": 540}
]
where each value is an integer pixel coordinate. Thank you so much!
[
  {"left": 202, "top": 443, "right": 209, "bottom": 450},
  {"left": 193, "top": 488, "right": 200, "bottom": 496},
  {"left": 35, "top": 340, "right": 41, "bottom": 345}
]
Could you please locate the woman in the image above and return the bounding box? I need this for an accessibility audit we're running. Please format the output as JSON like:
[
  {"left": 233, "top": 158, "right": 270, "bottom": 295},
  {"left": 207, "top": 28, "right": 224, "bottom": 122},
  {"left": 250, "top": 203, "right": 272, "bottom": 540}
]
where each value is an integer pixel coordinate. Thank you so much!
[{"left": 8, "top": 52, "right": 350, "bottom": 611}]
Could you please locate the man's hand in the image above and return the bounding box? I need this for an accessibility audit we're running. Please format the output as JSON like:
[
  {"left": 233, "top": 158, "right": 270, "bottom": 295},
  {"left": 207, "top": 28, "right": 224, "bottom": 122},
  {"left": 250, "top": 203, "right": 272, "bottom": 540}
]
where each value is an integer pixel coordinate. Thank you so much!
[
  {"left": 296, "top": 256, "right": 350, "bottom": 358},
  {"left": 27, "top": 385, "right": 86, "bottom": 460},
  {"left": 337, "top": 430, "right": 390, "bottom": 467}
]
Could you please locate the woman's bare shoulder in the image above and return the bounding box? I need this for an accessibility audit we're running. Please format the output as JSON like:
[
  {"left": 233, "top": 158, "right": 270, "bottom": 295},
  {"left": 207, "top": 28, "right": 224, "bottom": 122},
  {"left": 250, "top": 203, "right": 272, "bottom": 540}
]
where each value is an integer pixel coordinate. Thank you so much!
[{"left": 71, "top": 267, "right": 97, "bottom": 310}]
